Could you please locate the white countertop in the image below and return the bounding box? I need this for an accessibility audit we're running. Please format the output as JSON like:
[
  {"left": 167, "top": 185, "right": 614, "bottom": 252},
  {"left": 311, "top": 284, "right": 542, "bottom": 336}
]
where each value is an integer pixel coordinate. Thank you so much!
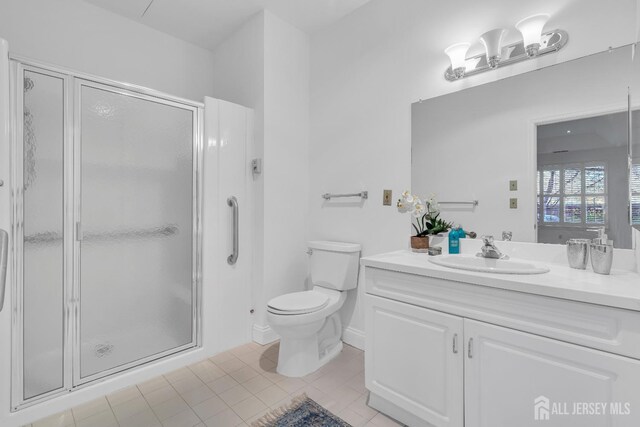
[{"left": 361, "top": 247, "right": 640, "bottom": 312}]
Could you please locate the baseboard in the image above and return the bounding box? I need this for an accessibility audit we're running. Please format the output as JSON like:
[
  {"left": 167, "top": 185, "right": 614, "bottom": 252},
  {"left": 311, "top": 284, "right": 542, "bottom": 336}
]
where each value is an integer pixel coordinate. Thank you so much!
[
  {"left": 252, "top": 323, "right": 279, "bottom": 345},
  {"left": 253, "top": 323, "right": 365, "bottom": 349},
  {"left": 342, "top": 326, "right": 365, "bottom": 350}
]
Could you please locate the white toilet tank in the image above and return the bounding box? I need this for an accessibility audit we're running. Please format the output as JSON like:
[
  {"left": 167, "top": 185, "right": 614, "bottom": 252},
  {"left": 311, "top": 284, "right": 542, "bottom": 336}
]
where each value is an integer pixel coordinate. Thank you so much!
[{"left": 308, "top": 241, "right": 361, "bottom": 291}]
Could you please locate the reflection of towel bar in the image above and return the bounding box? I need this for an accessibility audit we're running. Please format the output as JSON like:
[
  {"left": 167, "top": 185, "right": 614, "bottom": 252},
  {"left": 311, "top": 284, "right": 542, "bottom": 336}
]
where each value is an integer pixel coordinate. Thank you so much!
[
  {"left": 439, "top": 200, "right": 478, "bottom": 206},
  {"left": 24, "top": 225, "right": 179, "bottom": 244},
  {"left": 322, "top": 191, "right": 368, "bottom": 200}
]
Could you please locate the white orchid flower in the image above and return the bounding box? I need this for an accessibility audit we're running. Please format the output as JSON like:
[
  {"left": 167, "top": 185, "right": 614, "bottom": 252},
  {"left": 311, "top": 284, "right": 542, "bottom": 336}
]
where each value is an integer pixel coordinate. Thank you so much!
[
  {"left": 401, "top": 191, "right": 414, "bottom": 204},
  {"left": 413, "top": 203, "right": 426, "bottom": 218},
  {"left": 397, "top": 200, "right": 414, "bottom": 213}
]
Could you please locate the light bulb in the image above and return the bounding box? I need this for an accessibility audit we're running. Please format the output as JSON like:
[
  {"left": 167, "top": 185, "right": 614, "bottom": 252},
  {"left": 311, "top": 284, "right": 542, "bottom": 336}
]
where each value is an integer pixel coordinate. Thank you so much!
[
  {"left": 444, "top": 42, "right": 471, "bottom": 79},
  {"left": 480, "top": 29, "right": 507, "bottom": 68},
  {"left": 515, "top": 13, "right": 550, "bottom": 57}
]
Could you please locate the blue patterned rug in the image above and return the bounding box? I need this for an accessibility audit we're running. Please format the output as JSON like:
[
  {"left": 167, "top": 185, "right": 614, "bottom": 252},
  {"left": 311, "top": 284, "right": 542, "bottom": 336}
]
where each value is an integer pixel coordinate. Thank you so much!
[{"left": 251, "top": 394, "right": 351, "bottom": 427}]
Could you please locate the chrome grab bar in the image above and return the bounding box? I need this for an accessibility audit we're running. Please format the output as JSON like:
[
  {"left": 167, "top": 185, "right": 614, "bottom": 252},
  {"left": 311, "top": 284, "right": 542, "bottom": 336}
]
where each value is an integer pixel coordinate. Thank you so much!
[
  {"left": 0, "top": 229, "right": 8, "bottom": 312},
  {"left": 439, "top": 200, "right": 479, "bottom": 206},
  {"left": 227, "top": 196, "right": 238, "bottom": 265},
  {"left": 322, "top": 191, "right": 368, "bottom": 200}
]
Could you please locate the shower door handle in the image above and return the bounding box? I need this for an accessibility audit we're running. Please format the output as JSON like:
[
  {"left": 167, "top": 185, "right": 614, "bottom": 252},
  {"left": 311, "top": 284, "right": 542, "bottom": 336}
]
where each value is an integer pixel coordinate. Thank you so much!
[
  {"left": 227, "top": 196, "right": 238, "bottom": 265},
  {"left": 0, "top": 229, "right": 8, "bottom": 312}
]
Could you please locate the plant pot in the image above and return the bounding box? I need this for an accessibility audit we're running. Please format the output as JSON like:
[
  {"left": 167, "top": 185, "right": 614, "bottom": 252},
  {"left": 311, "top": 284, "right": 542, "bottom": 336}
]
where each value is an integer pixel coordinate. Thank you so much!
[
  {"left": 410, "top": 236, "right": 429, "bottom": 253},
  {"left": 429, "top": 234, "right": 446, "bottom": 247}
]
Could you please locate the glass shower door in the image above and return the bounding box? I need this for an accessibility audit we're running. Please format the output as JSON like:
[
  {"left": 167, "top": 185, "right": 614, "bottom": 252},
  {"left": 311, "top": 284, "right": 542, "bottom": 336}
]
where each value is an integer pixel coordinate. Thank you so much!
[
  {"left": 20, "top": 68, "right": 67, "bottom": 401},
  {"left": 77, "top": 81, "right": 197, "bottom": 381}
]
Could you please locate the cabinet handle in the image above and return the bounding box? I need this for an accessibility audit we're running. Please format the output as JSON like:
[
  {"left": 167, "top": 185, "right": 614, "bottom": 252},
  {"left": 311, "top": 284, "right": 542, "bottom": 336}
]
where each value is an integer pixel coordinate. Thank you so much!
[
  {"left": 468, "top": 337, "right": 473, "bottom": 358},
  {"left": 75, "top": 222, "right": 83, "bottom": 242},
  {"left": 452, "top": 334, "right": 458, "bottom": 354}
]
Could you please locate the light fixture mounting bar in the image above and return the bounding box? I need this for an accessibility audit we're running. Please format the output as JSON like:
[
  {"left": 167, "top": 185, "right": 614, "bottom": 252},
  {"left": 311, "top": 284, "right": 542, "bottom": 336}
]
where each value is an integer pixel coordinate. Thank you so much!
[{"left": 444, "top": 29, "right": 568, "bottom": 81}]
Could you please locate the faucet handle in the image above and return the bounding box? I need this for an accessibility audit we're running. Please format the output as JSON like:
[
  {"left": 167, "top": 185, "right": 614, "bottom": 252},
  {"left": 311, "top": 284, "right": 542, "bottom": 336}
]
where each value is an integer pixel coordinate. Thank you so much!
[
  {"left": 502, "top": 231, "right": 512, "bottom": 241},
  {"left": 587, "top": 227, "right": 608, "bottom": 244},
  {"left": 482, "top": 235, "right": 494, "bottom": 245}
]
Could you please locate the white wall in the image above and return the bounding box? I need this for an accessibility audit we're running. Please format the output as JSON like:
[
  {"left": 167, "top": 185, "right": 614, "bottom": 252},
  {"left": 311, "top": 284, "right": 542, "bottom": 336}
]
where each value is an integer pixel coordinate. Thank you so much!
[
  {"left": 260, "top": 12, "right": 310, "bottom": 338},
  {"left": 0, "top": 1, "right": 219, "bottom": 425},
  {"left": 309, "top": 0, "right": 638, "bottom": 336},
  {"left": 0, "top": 0, "right": 216, "bottom": 101},
  {"left": 210, "top": 11, "right": 310, "bottom": 343},
  {"left": 209, "top": 13, "right": 266, "bottom": 339}
]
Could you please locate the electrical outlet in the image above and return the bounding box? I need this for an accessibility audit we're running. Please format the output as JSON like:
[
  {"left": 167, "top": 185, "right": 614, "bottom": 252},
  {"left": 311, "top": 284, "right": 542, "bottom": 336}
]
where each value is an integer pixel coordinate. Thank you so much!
[
  {"left": 509, "top": 180, "right": 518, "bottom": 191},
  {"left": 510, "top": 198, "right": 518, "bottom": 209},
  {"left": 383, "top": 189, "right": 392, "bottom": 206}
]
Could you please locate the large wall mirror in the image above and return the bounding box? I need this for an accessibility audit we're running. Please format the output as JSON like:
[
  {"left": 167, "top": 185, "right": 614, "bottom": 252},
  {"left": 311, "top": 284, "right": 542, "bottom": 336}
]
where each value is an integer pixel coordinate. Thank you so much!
[
  {"left": 412, "top": 43, "right": 639, "bottom": 249},
  {"left": 632, "top": 46, "right": 640, "bottom": 234}
]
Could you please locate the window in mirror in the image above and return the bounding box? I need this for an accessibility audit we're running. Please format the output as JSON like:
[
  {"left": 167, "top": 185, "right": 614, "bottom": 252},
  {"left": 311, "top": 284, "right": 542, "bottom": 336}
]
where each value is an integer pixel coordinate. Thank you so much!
[
  {"left": 537, "top": 109, "right": 631, "bottom": 249},
  {"left": 537, "top": 163, "right": 607, "bottom": 226},
  {"left": 585, "top": 165, "right": 606, "bottom": 194},
  {"left": 540, "top": 169, "right": 560, "bottom": 223},
  {"left": 632, "top": 165, "right": 640, "bottom": 225}
]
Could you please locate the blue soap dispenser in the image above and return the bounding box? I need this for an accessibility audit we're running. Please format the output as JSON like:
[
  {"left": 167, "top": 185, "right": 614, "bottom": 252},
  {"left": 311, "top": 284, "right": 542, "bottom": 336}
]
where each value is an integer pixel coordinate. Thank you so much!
[{"left": 449, "top": 225, "right": 461, "bottom": 254}]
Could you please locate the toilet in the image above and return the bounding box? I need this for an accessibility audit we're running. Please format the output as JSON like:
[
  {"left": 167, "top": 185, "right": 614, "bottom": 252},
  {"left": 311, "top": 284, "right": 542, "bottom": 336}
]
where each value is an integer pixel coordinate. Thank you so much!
[{"left": 267, "top": 241, "right": 361, "bottom": 377}]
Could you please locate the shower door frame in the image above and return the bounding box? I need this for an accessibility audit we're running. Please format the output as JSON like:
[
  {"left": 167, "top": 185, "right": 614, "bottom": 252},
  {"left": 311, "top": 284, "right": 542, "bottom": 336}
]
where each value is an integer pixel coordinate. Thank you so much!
[{"left": 10, "top": 56, "right": 204, "bottom": 411}]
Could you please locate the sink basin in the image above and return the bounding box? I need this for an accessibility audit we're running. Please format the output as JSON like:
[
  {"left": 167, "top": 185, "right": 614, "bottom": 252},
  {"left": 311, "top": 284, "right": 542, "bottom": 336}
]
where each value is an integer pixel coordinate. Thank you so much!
[{"left": 429, "top": 255, "right": 550, "bottom": 275}]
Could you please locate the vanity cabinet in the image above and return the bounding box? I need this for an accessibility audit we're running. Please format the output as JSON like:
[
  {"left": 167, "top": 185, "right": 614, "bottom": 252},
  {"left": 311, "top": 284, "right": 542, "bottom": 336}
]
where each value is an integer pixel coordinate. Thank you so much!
[{"left": 364, "top": 266, "right": 640, "bottom": 427}]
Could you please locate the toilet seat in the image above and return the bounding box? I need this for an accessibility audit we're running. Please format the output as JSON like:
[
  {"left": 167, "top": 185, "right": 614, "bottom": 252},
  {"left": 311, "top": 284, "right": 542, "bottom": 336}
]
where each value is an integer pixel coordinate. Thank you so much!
[{"left": 267, "top": 291, "right": 329, "bottom": 315}]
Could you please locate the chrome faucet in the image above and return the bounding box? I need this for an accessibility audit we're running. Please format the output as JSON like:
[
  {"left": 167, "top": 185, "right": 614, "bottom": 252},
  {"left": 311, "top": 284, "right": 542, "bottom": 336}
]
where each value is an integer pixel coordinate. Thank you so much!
[{"left": 477, "top": 235, "right": 508, "bottom": 259}]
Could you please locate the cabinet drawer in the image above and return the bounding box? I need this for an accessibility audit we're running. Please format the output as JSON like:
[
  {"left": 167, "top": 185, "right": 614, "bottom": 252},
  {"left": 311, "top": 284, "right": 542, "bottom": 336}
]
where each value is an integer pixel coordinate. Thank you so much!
[{"left": 365, "top": 267, "right": 640, "bottom": 359}]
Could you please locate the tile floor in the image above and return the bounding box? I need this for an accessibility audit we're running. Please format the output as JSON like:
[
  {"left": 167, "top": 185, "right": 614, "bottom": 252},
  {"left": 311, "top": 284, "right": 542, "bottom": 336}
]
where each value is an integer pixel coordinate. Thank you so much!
[{"left": 28, "top": 342, "right": 403, "bottom": 427}]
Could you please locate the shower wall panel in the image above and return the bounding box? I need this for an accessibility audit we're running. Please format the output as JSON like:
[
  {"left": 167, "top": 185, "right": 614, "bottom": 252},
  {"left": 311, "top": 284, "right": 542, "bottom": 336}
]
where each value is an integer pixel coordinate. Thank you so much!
[{"left": 21, "top": 69, "right": 66, "bottom": 400}]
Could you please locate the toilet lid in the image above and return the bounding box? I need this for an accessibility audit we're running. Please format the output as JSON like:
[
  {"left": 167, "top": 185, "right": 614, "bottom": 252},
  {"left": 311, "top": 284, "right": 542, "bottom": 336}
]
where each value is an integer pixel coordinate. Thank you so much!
[{"left": 267, "top": 291, "right": 330, "bottom": 315}]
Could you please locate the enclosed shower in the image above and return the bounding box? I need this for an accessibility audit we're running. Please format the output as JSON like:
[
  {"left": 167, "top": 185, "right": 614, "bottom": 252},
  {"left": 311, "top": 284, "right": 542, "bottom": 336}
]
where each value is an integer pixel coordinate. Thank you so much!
[{"left": 11, "top": 59, "right": 202, "bottom": 408}]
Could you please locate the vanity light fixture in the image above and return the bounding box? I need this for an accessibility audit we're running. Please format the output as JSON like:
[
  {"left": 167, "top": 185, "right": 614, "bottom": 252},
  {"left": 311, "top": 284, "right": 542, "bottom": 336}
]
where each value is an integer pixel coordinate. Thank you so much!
[
  {"left": 444, "top": 42, "right": 471, "bottom": 79},
  {"left": 480, "top": 29, "right": 507, "bottom": 68},
  {"left": 444, "top": 13, "right": 567, "bottom": 81},
  {"left": 515, "top": 14, "right": 550, "bottom": 57}
]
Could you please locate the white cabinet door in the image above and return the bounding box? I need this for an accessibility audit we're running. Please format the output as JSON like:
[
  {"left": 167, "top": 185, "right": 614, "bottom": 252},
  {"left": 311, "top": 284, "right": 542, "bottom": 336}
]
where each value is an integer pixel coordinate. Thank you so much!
[
  {"left": 464, "top": 319, "right": 640, "bottom": 427},
  {"left": 365, "top": 294, "right": 464, "bottom": 427}
]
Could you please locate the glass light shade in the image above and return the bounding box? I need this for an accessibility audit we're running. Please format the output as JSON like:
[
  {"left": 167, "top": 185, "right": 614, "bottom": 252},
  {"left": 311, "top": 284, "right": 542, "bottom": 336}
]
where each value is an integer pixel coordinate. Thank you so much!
[
  {"left": 480, "top": 29, "right": 507, "bottom": 68},
  {"left": 515, "top": 13, "right": 550, "bottom": 56},
  {"left": 444, "top": 42, "right": 471, "bottom": 77}
]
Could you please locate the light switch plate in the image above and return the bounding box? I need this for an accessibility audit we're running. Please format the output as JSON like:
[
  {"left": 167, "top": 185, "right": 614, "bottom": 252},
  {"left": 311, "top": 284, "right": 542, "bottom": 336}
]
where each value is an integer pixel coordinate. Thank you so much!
[
  {"left": 509, "top": 180, "right": 518, "bottom": 191},
  {"left": 251, "top": 158, "right": 262, "bottom": 176},
  {"left": 383, "top": 190, "right": 392, "bottom": 206},
  {"left": 510, "top": 198, "right": 518, "bottom": 209}
]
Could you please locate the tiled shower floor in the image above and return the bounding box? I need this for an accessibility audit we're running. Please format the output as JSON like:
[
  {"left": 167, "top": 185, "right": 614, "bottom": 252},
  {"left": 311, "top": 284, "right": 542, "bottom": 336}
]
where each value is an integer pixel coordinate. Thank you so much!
[{"left": 28, "top": 342, "right": 402, "bottom": 427}]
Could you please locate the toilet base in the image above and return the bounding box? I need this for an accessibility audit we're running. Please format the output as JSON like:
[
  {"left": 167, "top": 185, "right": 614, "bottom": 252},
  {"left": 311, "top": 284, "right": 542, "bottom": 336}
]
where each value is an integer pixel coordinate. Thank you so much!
[{"left": 277, "top": 339, "right": 343, "bottom": 378}]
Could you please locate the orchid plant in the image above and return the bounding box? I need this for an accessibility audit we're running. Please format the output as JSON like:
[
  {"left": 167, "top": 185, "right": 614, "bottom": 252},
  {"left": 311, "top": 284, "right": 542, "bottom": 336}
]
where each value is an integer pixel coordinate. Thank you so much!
[{"left": 397, "top": 191, "right": 453, "bottom": 237}]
